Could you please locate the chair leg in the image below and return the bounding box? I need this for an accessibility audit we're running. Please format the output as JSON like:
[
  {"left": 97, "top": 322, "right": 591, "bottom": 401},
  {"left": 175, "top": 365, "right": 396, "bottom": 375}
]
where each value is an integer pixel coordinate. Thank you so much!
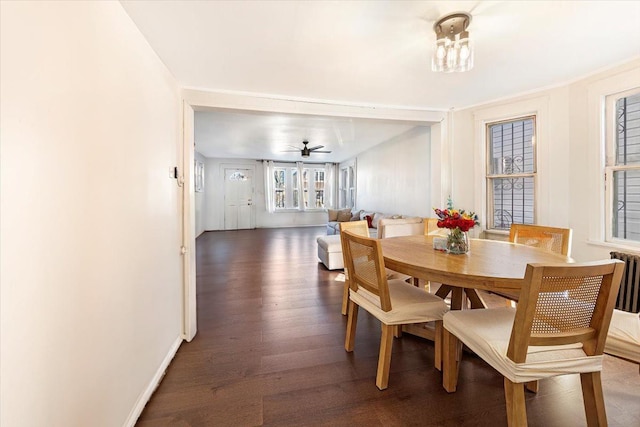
[
  {"left": 344, "top": 301, "right": 358, "bottom": 352},
  {"left": 341, "top": 279, "right": 350, "bottom": 316},
  {"left": 525, "top": 381, "right": 539, "bottom": 393},
  {"left": 580, "top": 371, "right": 607, "bottom": 427},
  {"left": 504, "top": 378, "right": 527, "bottom": 427},
  {"left": 393, "top": 324, "right": 402, "bottom": 338},
  {"left": 434, "top": 320, "right": 443, "bottom": 371},
  {"left": 376, "top": 323, "right": 394, "bottom": 390},
  {"left": 442, "top": 327, "right": 461, "bottom": 392}
]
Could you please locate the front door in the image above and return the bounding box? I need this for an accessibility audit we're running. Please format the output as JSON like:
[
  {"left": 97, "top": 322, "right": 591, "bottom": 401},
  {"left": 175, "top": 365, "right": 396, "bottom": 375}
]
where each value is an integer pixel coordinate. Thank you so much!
[{"left": 224, "top": 168, "right": 254, "bottom": 229}]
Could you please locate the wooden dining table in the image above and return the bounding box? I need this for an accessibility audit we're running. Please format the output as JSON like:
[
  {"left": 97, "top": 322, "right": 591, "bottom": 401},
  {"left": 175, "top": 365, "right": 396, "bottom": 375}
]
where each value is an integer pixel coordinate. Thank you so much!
[{"left": 380, "top": 234, "right": 573, "bottom": 311}]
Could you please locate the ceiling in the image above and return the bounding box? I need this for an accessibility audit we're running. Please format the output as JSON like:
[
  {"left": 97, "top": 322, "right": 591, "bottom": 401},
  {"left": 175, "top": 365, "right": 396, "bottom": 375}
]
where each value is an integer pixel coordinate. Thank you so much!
[{"left": 120, "top": 1, "right": 640, "bottom": 162}]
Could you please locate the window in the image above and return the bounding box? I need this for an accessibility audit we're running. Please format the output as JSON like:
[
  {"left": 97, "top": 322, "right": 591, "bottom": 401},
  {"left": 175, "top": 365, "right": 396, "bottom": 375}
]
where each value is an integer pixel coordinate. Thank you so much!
[
  {"left": 486, "top": 116, "right": 536, "bottom": 230},
  {"left": 312, "top": 169, "right": 325, "bottom": 208},
  {"left": 606, "top": 90, "right": 640, "bottom": 242},
  {"left": 338, "top": 162, "right": 356, "bottom": 209},
  {"left": 273, "top": 164, "right": 326, "bottom": 210},
  {"left": 194, "top": 160, "right": 204, "bottom": 192}
]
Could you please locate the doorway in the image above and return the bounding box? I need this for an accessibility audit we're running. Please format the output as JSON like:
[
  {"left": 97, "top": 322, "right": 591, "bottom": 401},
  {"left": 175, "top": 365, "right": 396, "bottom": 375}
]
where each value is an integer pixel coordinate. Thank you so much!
[{"left": 224, "top": 167, "right": 255, "bottom": 230}]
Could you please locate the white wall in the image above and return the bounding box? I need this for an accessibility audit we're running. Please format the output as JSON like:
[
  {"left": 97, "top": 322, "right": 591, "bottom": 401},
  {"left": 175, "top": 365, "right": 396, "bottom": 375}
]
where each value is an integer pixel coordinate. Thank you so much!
[
  {"left": 1, "top": 2, "right": 183, "bottom": 427},
  {"left": 202, "top": 123, "right": 433, "bottom": 230},
  {"left": 202, "top": 158, "right": 326, "bottom": 230},
  {"left": 450, "top": 58, "right": 640, "bottom": 261},
  {"left": 356, "top": 126, "right": 432, "bottom": 216},
  {"left": 194, "top": 151, "right": 207, "bottom": 236}
]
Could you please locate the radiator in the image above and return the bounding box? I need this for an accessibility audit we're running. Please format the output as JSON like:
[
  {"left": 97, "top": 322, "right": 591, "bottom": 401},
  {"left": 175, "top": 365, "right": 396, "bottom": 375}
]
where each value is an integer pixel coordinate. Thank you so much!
[{"left": 610, "top": 252, "right": 640, "bottom": 313}]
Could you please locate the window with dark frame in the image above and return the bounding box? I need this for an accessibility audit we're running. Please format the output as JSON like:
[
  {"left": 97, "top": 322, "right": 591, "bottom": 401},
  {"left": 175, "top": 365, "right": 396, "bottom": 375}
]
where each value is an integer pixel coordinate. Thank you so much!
[{"left": 486, "top": 116, "right": 536, "bottom": 230}]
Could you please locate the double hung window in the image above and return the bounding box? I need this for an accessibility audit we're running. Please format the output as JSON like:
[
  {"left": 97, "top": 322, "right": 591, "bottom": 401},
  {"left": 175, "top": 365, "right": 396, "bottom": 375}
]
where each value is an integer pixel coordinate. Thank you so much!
[
  {"left": 338, "top": 163, "right": 356, "bottom": 208},
  {"left": 606, "top": 90, "right": 640, "bottom": 243},
  {"left": 273, "top": 164, "right": 326, "bottom": 210},
  {"left": 486, "top": 117, "right": 536, "bottom": 230}
]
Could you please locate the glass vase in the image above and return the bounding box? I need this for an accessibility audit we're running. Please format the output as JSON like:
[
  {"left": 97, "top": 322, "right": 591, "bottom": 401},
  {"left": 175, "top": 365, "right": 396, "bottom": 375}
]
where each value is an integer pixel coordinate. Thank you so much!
[{"left": 447, "top": 227, "right": 469, "bottom": 254}]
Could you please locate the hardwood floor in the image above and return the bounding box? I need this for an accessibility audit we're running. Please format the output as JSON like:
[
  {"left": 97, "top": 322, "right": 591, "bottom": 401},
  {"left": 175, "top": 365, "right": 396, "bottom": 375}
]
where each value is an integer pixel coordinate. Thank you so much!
[{"left": 136, "top": 227, "right": 640, "bottom": 426}]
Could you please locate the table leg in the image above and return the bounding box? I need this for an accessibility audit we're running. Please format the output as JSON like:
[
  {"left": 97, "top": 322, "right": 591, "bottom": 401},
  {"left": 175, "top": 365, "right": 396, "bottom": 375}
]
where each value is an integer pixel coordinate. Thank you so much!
[
  {"left": 450, "top": 288, "right": 464, "bottom": 310},
  {"left": 435, "top": 284, "right": 453, "bottom": 299},
  {"left": 464, "top": 289, "right": 487, "bottom": 309},
  {"left": 435, "top": 286, "right": 487, "bottom": 310}
]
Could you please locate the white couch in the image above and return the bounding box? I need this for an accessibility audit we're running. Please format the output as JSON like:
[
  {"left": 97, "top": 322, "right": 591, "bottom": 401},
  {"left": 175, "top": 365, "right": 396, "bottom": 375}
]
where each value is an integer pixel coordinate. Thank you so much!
[
  {"left": 325, "top": 208, "right": 418, "bottom": 238},
  {"left": 605, "top": 309, "right": 640, "bottom": 367},
  {"left": 318, "top": 214, "right": 424, "bottom": 270}
]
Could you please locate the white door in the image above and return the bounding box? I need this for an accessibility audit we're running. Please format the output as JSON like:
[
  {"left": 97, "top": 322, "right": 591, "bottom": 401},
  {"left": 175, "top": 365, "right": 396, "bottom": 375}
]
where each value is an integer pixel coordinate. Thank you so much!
[{"left": 224, "top": 168, "right": 254, "bottom": 229}]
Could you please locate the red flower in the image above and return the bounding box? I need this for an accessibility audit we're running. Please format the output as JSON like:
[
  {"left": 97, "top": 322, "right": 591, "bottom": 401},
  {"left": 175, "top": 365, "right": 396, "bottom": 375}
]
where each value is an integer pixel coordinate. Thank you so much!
[{"left": 433, "top": 202, "right": 479, "bottom": 232}]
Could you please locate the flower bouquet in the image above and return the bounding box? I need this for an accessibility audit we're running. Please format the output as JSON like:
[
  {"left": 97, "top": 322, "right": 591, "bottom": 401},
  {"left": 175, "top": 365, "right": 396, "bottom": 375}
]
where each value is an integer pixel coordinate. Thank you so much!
[{"left": 433, "top": 198, "right": 479, "bottom": 254}]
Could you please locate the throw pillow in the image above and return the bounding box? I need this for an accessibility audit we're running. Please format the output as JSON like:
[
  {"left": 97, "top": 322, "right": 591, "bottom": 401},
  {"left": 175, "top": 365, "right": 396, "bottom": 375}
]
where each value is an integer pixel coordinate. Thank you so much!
[
  {"left": 360, "top": 211, "right": 373, "bottom": 221},
  {"left": 365, "top": 215, "right": 373, "bottom": 228},
  {"left": 327, "top": 209, "right": 339, "bottom": 222},
  {"left": 350, "top": 209, "right": 363, "bottom": 221},
  {"left": 337, "top": 209, "right": 352, "bottom": 222},
  {"left": 372, "top": 212, "right": 386, "bottom": 229}
]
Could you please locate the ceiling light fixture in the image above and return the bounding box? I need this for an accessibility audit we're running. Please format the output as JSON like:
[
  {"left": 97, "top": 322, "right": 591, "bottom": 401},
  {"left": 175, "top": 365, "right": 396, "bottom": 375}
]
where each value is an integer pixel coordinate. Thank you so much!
[{"left": 432, "top": 12, "right": 473, "bottom": 73}]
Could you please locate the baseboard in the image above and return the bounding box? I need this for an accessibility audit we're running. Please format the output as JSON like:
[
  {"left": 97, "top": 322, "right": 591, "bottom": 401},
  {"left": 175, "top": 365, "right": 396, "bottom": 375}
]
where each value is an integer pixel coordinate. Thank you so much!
[
  {"left": 203, "top": 224, "right": 324, "bottom": 232},
  {"left": 124, "top": 336, "right": 183, "bottom": 427}
]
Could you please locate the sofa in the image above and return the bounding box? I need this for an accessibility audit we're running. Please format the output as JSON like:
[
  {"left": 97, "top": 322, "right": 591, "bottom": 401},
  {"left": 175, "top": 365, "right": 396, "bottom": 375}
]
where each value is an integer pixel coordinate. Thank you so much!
[
  {"left": 318, "top": 209, "right": 424, "bottom": 270},
  {"left": 325, "top": 208, "right": 417, "bottom": 238},
  {"left": 605, "top": 309, "right": 640, "bottom": 368}
]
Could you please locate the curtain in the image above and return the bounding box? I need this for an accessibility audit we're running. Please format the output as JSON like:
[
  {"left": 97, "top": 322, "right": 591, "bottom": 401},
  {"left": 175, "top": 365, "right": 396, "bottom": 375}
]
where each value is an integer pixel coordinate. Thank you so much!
[
  {"left": 263, "top": 160, "right": 275, "bottom": 213},
  {"left": 324, "top": 163, "right": 336, "bottom": 209},
  {"left": 296, "top": 161, "right": 305, "bottom": 211}
]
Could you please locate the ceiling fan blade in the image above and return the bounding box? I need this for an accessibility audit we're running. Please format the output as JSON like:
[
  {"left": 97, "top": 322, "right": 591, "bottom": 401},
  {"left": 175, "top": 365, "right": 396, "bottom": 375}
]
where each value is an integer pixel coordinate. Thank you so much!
[
  {"left": 280, "top": 149, "right": 300, "bottom": 152},
  {"left": 312, "top": 150, "right": 332, "bottom": 153},
  {"left": 287, "top": 145, "right": 301, "bottom": 149},
  {"left": 308, "top": 145, "right": 324, "bottom": 150}
]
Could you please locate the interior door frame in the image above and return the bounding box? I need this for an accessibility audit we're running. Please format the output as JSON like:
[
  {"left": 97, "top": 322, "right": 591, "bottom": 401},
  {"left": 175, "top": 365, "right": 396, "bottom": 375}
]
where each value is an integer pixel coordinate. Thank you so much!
[
  {"left": 180, "top": 90, "right": 445, "bottom": 343},
  {"left": 181, "top": 101, "right": 197, "bottom": 341}
]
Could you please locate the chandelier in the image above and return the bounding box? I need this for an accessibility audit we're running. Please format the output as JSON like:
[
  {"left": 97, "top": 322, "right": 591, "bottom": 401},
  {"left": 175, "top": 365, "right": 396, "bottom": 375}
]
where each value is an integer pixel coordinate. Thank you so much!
[{"left": 432, "top": 12, "right": 473, "bottom": 73}]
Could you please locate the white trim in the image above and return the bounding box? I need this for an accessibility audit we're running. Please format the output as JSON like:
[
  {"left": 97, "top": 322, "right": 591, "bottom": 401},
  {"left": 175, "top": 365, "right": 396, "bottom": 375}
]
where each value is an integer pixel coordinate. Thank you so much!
[
  {"left": 181, "top": 101, "right": 197, "bottom": 341},
  {"left": 125, "top": 337, "right": 183, "bottom": 427},
  {"left": 586, "top": 238, "right": 640, "bottom": 254},
  {"left": 587, "top": 67, "right": 640, "bottom": 244},
  {"left": 183, "top": 89, "right": 445, "bottom": 123},
  {"left": 472, "top": 96, "right": 549, "bottom": 232},
  {"left": 461, "top": 57, "right": 640, "bottom": 111},
  {"left": 603, "top": 88, "right": 640, "bottom": 243}
]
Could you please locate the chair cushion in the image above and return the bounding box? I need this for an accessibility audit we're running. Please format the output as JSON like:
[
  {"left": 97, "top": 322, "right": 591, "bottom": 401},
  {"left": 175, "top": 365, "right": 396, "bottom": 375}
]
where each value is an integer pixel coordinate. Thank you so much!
[
  {"left": 350, "top": 279, "right": 447, "bottom": 325},
  {"left": 444, "top": 307, "right": 603, "bottom": 383},
  {"left": 605, "top": 309, "right": 640, "bottom": 363}
]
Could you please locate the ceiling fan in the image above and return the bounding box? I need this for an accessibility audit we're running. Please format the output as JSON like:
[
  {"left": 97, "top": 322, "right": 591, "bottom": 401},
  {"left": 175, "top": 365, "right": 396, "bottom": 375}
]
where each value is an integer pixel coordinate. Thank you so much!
[{"left": 282, "top": 140, "right": 332, "bottom": 157}]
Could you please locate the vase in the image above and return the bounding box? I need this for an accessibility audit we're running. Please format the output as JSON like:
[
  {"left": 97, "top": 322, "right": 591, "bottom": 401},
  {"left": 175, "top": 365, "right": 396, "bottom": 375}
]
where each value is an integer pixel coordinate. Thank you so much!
[{"left": 447, "top": 227, "right": 469, "bottom": 254}]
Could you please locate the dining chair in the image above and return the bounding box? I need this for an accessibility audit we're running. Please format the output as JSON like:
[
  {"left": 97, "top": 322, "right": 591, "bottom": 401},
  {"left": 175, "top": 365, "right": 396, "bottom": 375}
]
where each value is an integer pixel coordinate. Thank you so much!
[
  {"left": 494, "top": 224, "right": 573, "bottom": 304},
  {"left": 378, "top": 217, "right": 425, "bottom": 286},
  {"left": 339, "top": 221, "right": 370, "bottom": 315},
  {"left": 339, "top": 221, "right": 410, "bottom": 315},
  {"left": 423, "top": 217, "right": 441, "bottom": 235},
  {"left": 510, "top": 223, "right": 572, "bottom": 257},
  {"left": 342, "top": 230, "right": 448, "bottom": 390},
  {"left": 442, "top": 260, "right": 624, "bottom": 426}
]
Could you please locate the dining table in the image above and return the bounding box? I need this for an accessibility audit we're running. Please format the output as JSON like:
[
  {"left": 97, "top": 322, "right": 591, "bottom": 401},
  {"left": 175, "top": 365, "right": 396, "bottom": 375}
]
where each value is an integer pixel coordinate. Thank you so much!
[{"left": 380, "top": 235, "right": 573, "bottom": 329}]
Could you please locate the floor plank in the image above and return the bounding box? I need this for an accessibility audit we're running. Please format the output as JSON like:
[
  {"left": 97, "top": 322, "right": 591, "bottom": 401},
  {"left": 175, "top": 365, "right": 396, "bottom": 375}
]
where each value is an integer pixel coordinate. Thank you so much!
[{"left": 137, "top": 227, "right": 640, "bottom": 426}]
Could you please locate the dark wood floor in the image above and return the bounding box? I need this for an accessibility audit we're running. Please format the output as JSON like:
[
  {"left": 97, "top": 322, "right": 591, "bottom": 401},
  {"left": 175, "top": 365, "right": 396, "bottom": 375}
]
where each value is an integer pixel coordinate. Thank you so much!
[{"left": 137, "top": 227, "right": 640, "bottom": 426}]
